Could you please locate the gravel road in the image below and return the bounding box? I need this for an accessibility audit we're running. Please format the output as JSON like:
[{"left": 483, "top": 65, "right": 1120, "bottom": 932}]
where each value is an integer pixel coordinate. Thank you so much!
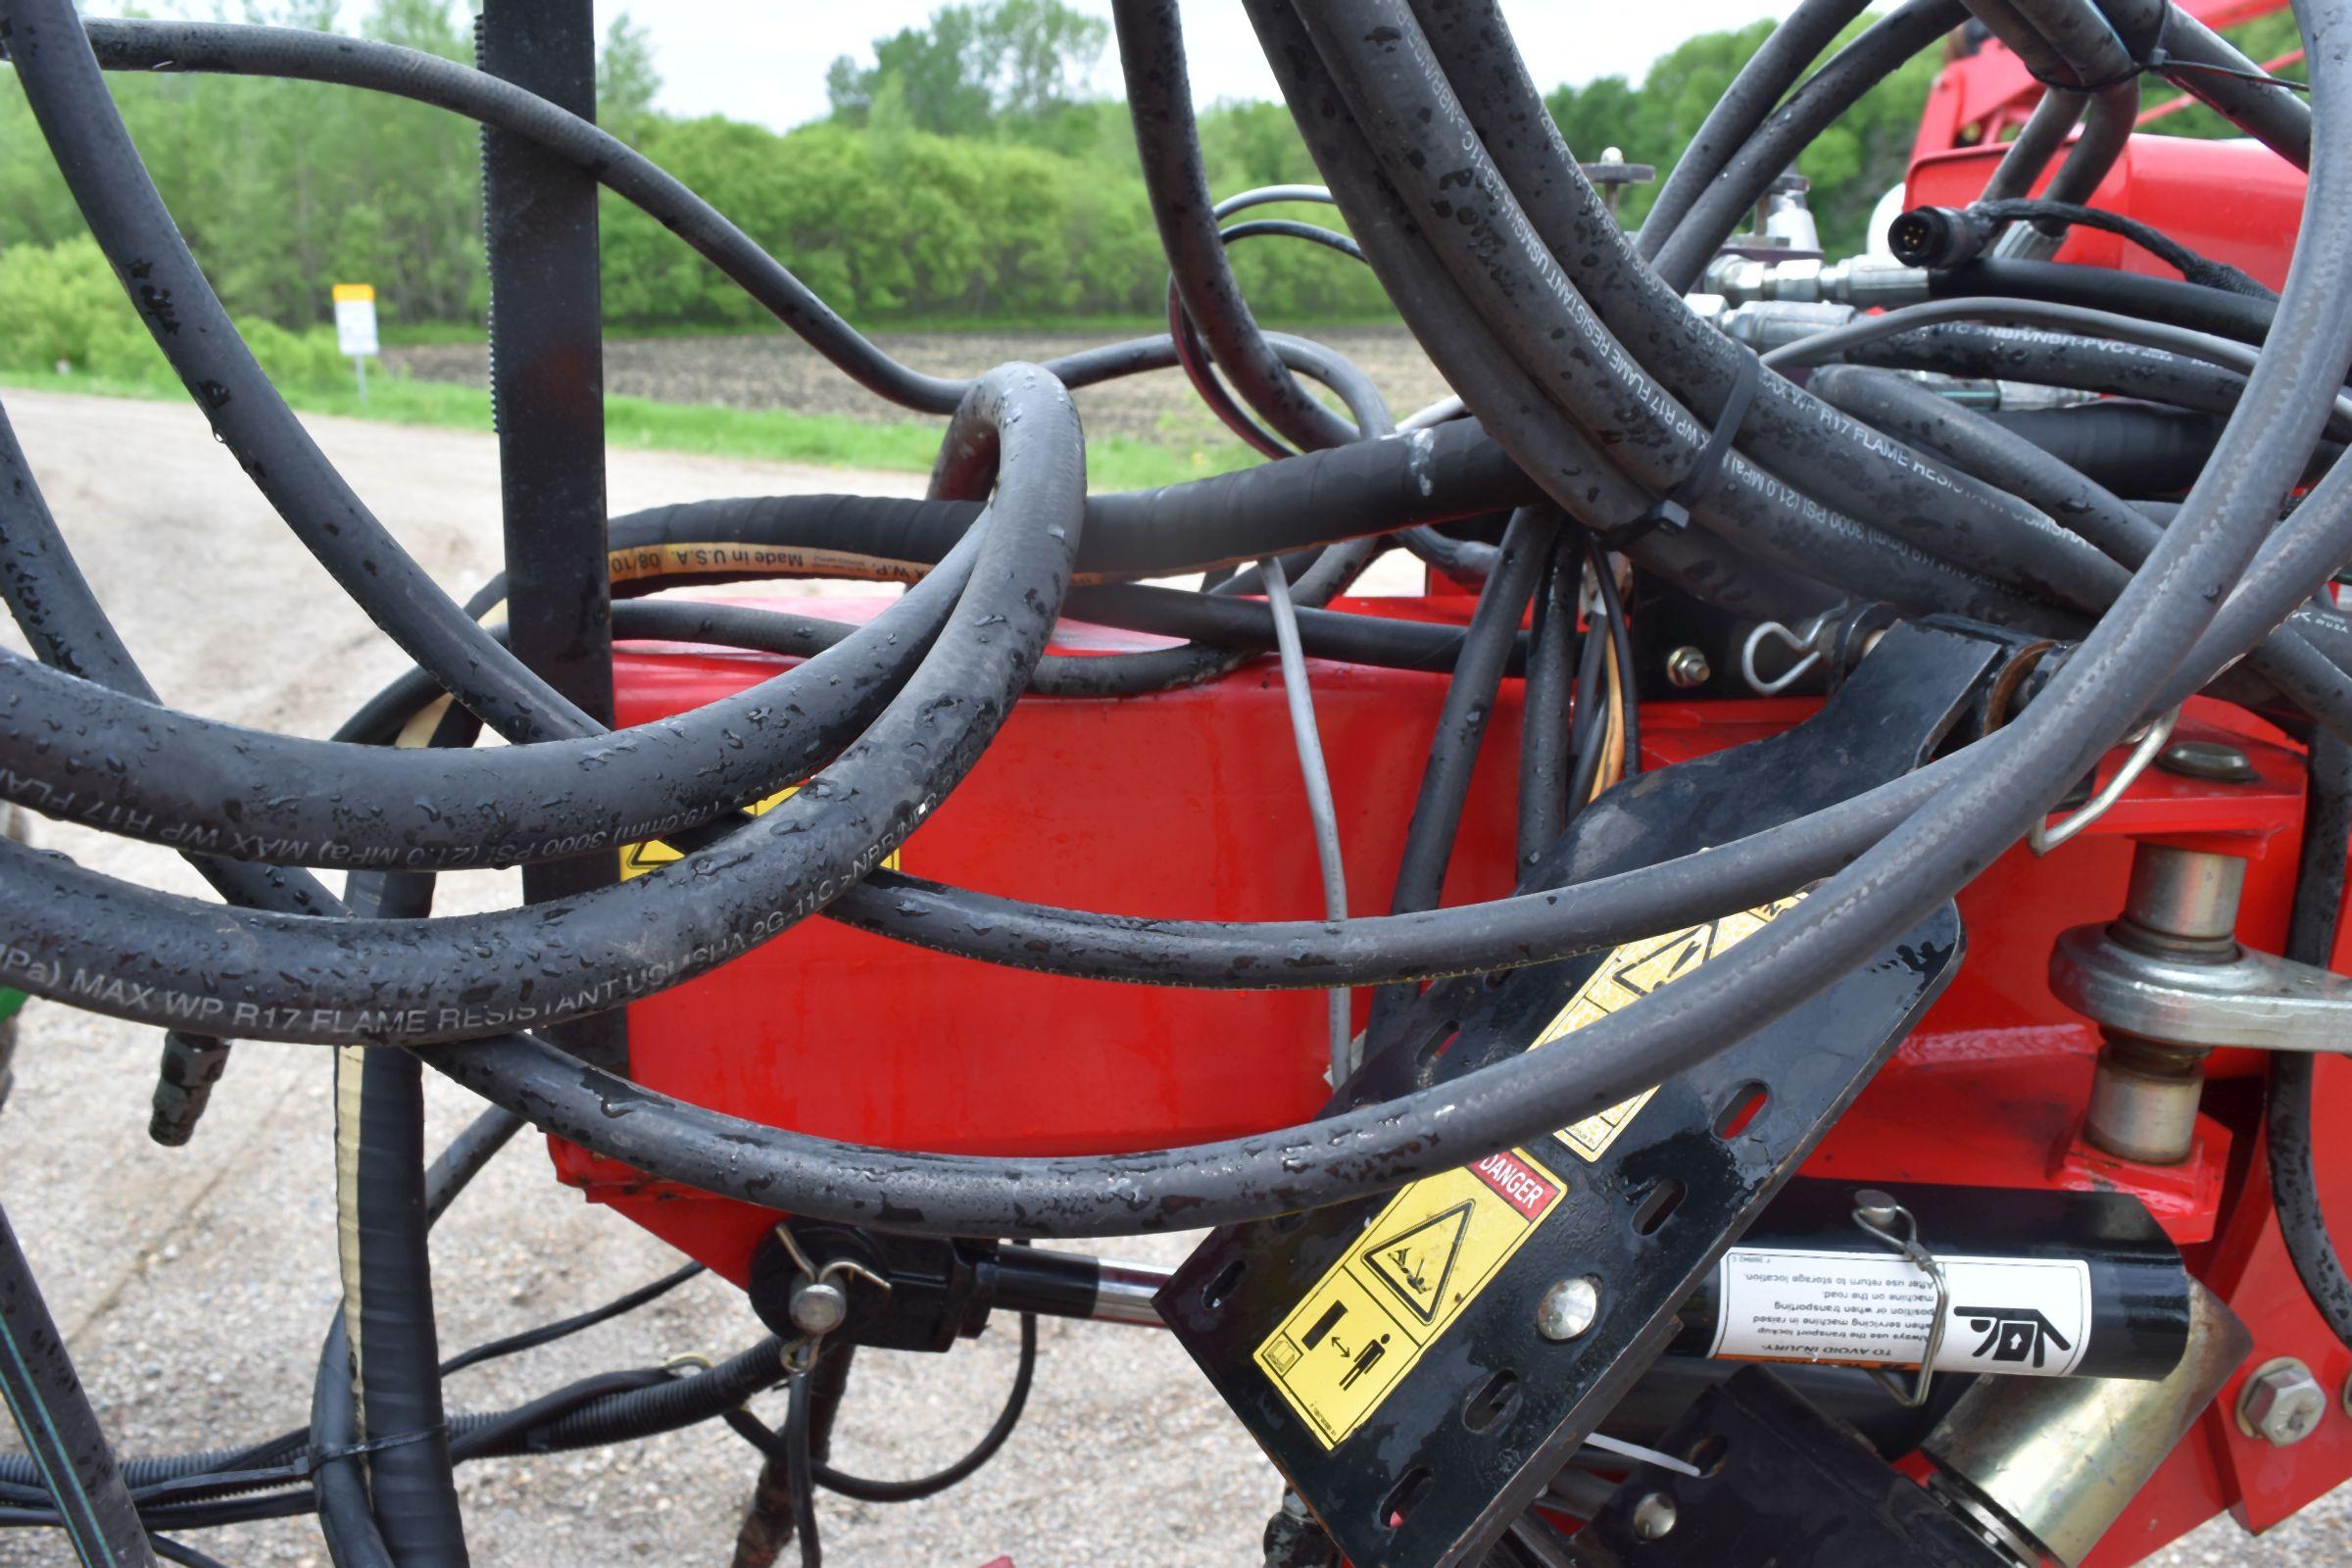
[{"left": 0, "top": 385, "right": 2337, "bottom": 1566}]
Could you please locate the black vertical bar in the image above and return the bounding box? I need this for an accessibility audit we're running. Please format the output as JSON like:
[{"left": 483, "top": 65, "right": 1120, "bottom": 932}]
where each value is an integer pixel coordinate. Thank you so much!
[
  {"left": 0, "top": 1201, "right": 156, "bottom": 1567},
  {"left": 477, "top": 0, "right": 628, "bottom": 1072}
]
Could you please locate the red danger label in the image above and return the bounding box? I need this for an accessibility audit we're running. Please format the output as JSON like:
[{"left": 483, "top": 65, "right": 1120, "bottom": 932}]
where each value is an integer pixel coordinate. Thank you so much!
[{"left": 1469, "top": 1150, "right": 1559, "bottom": 1221}]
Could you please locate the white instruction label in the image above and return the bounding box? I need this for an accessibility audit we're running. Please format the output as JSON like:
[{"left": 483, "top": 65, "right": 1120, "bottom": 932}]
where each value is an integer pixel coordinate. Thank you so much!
[{"left": 1709, "top": 1248, "right": 2092, "bottom": 1378}]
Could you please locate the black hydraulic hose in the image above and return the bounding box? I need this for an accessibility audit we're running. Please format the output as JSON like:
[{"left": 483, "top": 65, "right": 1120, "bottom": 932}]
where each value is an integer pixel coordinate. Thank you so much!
[
  {"left": 1270, "top": 0, "right": 2066, "bottom": 635},
  {"left": 335, "top": 601, "right": 863, "bottom": 751},
  {"left": 464, "top": 1343, "right": 780, "bottom": 1458},
  {"left": 1935, "top": 259, "right": 2278, "bottom": 346},
  {"left": 1561, "top": 608, "right": 1614, "bottom": 831},
  {"left": 1651, "top": 0, "right": 1969, "bottom": 291},
  {"left": 1367, "top": 0, "right": 2105, "bottom": 628},
  {"left": 1, "top": 0, "right": 589, "bottom": 747},
  {"left": 810, "top": 1314, "right": 1037, "bottom": 1504},
  {"left": 1367, "top": 507, "right": 1557, "bottom": 1041},
  {"left": 438, "top": 1264, "right": 705, "bottom": 1378},
  {"left": 0, "top": 1200, "right": 155, "bottom": 1568},
  {"left": 309, "top": 1319, "right": 387, "bottom": 1568},
  {"left": 404, "top": 0, "right": 2352, "bottom": 1239},
  {"left": 341, "top": 861, "right": 467, "bottom": 1567},
  {"left": 1814, "top": 366, "right": 2352, "bottom": 736},
  {"left": 57, "top": 19, "right": 1322, "bottom": 420},
  {"left": 2100, "top": 0, "right": 2313, "bottom": 169},
  {"left": 0, "top": 397, "right": 346, "bottom": 1171},
  {"left": 0, "top": 541, "right": 972, "bottom": 872},
  {"left": 1635, "top": 0, "right": 1875, "bottom": 258},
  {"left": 2269, "top": 726, "right": 2352, "bottom": 1348},
  {"left": 0, "top": 421, "right": 1538, "bottom": 872},
  {"left": 1113, "top": 0, "right": 1356, "bottom": 453},
  {"left": 1517, "top": 534, "right": 1582, "bottom": 870},
  {"left": 1987, "top": 403, "right": 2229, "bottom": 496},
  {"left": 1845, "top": 320, "right": 2352, "bottom": 444},
  {"left": 1970, "top": 199, "right": 2275, "bottom": 296},
  {"left": 448, "top": 419, "right": 1531, "bottom": 599},
  {"left": 423, "top": 1111, "right": 524, "bottom": 1228},
  {"left": 1982, "top": 86, "right": 2092, "bottom": 203},
  {"left": 0, "top": 367, "right": 1083, "bottom": 1044},
  {"left": 1815, "top": 368, "right": 2161, "bottom": 564},
  {"left": 1063, "top": 582, "right": 1524, "bottom": 671},
  {"left": 1243, "top": 3, "right": 1662, "bottom": 541}
]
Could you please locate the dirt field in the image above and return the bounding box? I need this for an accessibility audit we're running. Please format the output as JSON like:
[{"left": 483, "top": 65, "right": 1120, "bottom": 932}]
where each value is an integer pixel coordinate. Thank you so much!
[
  {"left": 0, "top": 384, "right": 2341, "bottom": 1567},
  {"left": 388, "top": 324, "right": 1452, "bottom": 448}
]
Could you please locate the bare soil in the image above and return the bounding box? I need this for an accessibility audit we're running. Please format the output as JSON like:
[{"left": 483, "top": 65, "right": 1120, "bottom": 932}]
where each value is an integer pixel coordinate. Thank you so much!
[{"left": 387, "top": 324, "right": 1453, "bottom": 447}]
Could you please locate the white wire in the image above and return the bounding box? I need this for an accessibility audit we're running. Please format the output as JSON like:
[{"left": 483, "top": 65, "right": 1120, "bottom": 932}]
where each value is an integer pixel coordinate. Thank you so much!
[{"left": 1260, "top": 555, "right": 1356, "bottom": 1086}]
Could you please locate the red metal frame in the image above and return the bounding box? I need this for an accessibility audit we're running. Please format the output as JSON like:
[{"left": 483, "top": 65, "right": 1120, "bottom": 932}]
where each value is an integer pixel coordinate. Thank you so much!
[{"left": 1912, "top": 0, "right": 2285, "bottom": 163}]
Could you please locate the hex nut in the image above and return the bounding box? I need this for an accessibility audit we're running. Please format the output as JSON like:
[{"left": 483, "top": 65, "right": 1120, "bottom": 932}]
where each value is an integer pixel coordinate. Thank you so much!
[
  {"left": 1666, "top": 647, "right": 1712, "bottom": 689},
  {"left": 2238, "top": 1357, "right": 2328, "bottom": 1446}
]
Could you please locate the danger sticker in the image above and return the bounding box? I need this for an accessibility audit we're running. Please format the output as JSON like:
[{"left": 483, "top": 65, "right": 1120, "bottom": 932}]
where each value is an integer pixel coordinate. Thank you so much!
[
  {"left": 1531, "top": 897, "right": 1804, "bottom": 1162},
  {"left": 1253, "top": 1148, "right": 1568, "bottom": 1448},
  {"left": 618, "top": 784, "right": 901, "bottom": 879},
  {"left": 1252, "top": 898, "right": 1805, "bottom": 1450},
  {"left": 1709, "top": 1247, "right": 2092, "bottom": 1377}
]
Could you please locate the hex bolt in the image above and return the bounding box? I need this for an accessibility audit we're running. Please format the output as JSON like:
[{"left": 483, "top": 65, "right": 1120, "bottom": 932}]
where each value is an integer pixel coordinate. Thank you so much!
[
  {"left": 2237, "top": 1357, "right": 2327, "bottom": 1446},
  {"left": 1665, "top": 647, "right": 1712, "bottom": 689},
  {"left": 1537, "top": 1275, "right": 1600, "bottom": 1342},
  {"left": 788, "top": 1277, "right": 850, "bottom": 1338},
  {"left": 1630, "top": 1492, "right": 1678, "bottom": 1541}
]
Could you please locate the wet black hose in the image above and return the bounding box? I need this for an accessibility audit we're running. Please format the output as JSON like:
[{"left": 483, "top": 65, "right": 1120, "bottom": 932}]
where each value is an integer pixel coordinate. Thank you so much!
[
  {"left": 340, "top": 859, "right": 467, "bottom": 1567},
  {"left": 1651, "top": 0, "right": 1969, "bottom": 290},
  {"left": 1935, "top": 259, "right": 2278, "bottom": 346},
  {"left": 1517, "top": 533, "right": 1583, "bottom": 870},
  {"left": 1636, "top": 0, "right": 1876, "bottom": 257},
  {"left": 2270, "top": 726, "right": 2352, "bottom": 1348},
  {"left": 400, "top": 0, "right": 2352, "bottom": 1239},
  {"left": 1366, "top": 506, "right": 1557, "bottom": 1041},
  {"left": 0, "top": 367, "right": 1082, "bottom": 1044},
  {"left": 2, "top": 0, "right": 589, "bottom": 747},
  {"left": 1114, "top": 0, "right": 1356, "bottom": 453}
]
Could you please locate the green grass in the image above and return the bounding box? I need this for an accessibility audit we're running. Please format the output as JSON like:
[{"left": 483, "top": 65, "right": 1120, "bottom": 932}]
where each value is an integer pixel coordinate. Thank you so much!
[{"left": 4, "top": 367, "right": 1258, "bottom": 492}]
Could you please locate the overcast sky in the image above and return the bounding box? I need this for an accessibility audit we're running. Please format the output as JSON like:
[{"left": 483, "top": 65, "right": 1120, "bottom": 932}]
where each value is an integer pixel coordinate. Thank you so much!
[{"left": 582, "top": 1, "right": 1809, "bottom": 131}]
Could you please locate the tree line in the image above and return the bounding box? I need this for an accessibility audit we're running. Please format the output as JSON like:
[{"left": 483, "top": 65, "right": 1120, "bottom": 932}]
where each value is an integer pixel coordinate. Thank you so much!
[{"left": 0, "top": 0, "right": 2281, "bottom": 372}]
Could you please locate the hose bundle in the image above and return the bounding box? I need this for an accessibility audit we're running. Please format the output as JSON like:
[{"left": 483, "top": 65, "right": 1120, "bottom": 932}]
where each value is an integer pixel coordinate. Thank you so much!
[{"left": 0, "top": 0, "right": 2347, "bottom": 1562}]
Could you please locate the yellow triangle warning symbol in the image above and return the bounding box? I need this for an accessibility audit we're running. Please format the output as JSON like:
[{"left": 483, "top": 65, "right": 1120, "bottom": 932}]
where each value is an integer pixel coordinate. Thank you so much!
[{"left": 1362, "top": 1200, "right": 1474, "bottom": 1324}]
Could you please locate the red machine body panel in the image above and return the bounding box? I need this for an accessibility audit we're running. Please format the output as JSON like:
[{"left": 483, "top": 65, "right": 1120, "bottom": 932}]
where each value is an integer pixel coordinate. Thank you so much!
[
  {"left": 564, "top": 594, "right": 2352, "bottom": 1562},
  {"left": 1907, "top": 133, "right": 2307, "bottom": 293}
]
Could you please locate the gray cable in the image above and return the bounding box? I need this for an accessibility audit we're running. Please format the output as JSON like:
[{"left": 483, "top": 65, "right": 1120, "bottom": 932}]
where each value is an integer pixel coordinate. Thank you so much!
[{"left": 1259, "top": 553, "right": 1355, "bottom": 1086}]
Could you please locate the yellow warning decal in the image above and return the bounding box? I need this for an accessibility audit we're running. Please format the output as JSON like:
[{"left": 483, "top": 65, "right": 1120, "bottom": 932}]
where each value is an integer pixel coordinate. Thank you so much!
[
  {"left": 617, "top": 785, "right": 901, "bottom": 878},
  {"left": 1533, "top": 896, "right": 1804, "bottom": 1162},
  {"left": 1254, "top": 1148, "right": 1568, "bottom": 1448},
  {"left": 1253, "top": 895, "right": 1804, "bottom": 1448}
]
